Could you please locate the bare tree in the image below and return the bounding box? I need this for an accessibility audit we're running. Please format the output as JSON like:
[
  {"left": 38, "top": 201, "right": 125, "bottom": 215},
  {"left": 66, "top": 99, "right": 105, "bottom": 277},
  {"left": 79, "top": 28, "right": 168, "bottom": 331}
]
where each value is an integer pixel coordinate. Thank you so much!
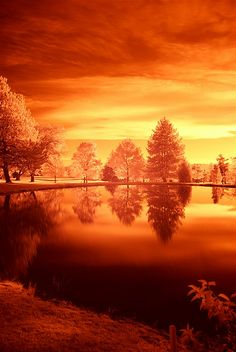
[{"left": 108, "top": 139, "right": 145, "bottom": 182}]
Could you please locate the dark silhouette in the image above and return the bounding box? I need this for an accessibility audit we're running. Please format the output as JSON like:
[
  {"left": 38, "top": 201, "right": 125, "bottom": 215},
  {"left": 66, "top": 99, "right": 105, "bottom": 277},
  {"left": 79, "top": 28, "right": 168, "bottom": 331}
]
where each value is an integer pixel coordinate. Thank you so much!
[
  {"left": 146, "top": 185, "right": 185, "bottom": 242},
  {"left": 73, "top": 188, "right": 102, "bottom": 223},
  {"left": 102, "top": 165, "right": 119, "bottom": 181},
  {"left": 177, "top": 160, "right": 192, "bottom": 182},
  {"left": 177, "top": 185, "right": 192, "bottom": 206},
  {"left": 108, "top": 186, "right": 143, "bottom": 225}
]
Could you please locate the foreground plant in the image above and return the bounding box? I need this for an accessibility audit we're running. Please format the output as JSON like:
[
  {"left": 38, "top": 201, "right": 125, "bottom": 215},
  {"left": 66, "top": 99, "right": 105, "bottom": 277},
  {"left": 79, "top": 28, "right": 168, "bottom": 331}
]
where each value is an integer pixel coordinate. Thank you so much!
[{"left": 187, "top": 280, "right": 236, "bottom": 351}]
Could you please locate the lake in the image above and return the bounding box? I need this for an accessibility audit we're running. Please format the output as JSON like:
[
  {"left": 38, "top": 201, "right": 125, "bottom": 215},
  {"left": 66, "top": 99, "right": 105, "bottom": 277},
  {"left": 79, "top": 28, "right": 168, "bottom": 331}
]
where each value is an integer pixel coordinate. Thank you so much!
[{"left": 1, "top": 185, "right": 236, "bottom": 329}]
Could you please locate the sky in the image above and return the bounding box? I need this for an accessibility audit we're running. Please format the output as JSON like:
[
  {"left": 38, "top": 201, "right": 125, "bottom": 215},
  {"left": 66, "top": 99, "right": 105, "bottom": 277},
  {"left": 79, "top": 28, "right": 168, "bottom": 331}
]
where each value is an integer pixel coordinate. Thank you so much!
[{"left": 1, "top": 0, "right": 236, "bottom": 163}]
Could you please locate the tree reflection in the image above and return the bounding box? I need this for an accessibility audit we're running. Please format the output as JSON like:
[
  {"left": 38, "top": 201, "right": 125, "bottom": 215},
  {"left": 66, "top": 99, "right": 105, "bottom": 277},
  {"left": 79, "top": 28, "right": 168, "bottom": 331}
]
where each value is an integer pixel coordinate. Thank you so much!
[
  {"left": 0, "top": 191, "right": 60, "bottom": 278},
  {"left": 177, "top": 185, "right": 192, "bottom": 206},
  {"left": 212, "top": 187, "right": 224, "bottom": 204},
  {"left": 104, "top": 183, "right": 118, "bottom": 195},
  {"left": 108, "top": 186, "right": 143, "bottom": 225},
  {"left": 73, "top": 188, "right": 102, "bottom": 224},
  {"left": 146, "top": 186, "right": 187, "bottom": 243}
]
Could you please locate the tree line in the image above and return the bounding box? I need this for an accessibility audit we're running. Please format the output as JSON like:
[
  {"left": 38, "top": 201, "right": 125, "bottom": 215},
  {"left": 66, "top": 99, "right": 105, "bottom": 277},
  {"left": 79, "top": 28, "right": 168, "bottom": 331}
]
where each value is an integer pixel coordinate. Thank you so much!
[{"left": 0, "top": 75, "right": 233, "bottom": 184}]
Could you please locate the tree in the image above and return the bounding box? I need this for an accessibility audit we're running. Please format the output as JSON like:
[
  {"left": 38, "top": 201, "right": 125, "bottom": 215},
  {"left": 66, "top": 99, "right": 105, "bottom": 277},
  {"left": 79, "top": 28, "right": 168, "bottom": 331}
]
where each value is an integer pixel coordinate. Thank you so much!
[
  {"left": 178, "top": 160, "right": 192, "bottom": 183},
  {"left": 16, "top": 126, "right": 62, "bottom": 182},
  {"left": 71, "top": 142, "right": 101, "bottom": 181},
  {"left": 101, "top": 165, "right": 118, "bottom": 181},
  {"left": 0, "top": 76, "right": 36, "bottom": 182},
  {"left": 108, "top": 139, "right": 145, "bottom": 182},
  {"left": 217, "top": 154, "right": 229, "bottom": 184},
  {"left": 147, "top": 117, "right": 184, "bottom": 182},
  {"left": 210, "top": 164, "right": 221, "bottom": 184},
  {"left": 229, "top": 157, "right": 236, "bottom": 184},
  {"left": 41, "top": 153, "right": 65, "bottom": 183}
]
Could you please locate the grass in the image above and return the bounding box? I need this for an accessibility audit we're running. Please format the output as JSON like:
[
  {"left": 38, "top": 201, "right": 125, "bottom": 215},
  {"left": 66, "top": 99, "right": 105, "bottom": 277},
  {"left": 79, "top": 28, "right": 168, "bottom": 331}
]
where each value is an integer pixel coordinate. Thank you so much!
[
  {"left": 0, "top": 281, "right": 170, "bottom": 352},
  {"left": 0, "top": 177, "right": 235, "bottom": 196}
]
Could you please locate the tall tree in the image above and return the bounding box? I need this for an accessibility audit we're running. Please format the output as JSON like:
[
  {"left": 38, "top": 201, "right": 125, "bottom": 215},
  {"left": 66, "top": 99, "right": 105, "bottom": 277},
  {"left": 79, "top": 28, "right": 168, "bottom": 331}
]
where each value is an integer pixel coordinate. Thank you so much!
[
  {"left": 108, "top": 139, "right": 145, "bottom": 182},
  {"left": 71, "top": 142, "right": 101, "bottom": 181},
  {"left": 0, "top": 76, "right": 36, "bottom": 182},
  {"left": 177, "top": 160, "right": 192, "bottom": 183},
  {"left": 217, "top": 154, "right": 229, "bottom": 184},
  {"left": 147, "top": 117, "right": 184, "bottom": 182},
  {"left": 210, "top": 164, "right": 221, "bottom": 184}
]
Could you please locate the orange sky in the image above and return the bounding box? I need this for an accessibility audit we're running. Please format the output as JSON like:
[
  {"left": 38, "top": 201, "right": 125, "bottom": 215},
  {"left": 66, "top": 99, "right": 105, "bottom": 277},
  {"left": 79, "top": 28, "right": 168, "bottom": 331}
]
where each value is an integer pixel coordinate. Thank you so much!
[{"left": 1, "top": 0, "right": 236, "bottom": 163}]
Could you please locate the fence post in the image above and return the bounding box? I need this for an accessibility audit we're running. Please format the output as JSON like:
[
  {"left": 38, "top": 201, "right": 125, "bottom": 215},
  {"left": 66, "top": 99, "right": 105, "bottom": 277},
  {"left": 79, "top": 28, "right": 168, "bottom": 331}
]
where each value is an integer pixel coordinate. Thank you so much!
[{"left": 169, "top": 324, "right": 177, "bottom": 352}]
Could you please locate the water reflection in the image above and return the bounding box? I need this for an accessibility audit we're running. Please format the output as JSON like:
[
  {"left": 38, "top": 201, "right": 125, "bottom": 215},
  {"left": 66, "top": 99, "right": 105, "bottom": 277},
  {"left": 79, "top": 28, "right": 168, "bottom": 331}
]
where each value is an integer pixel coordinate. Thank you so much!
[
  {"left": 212, "top": 187, "right": 224, "bottom": 204},
  {"left": 146, "top": 186, "right": 190, "bottom": 242},
  {"left": 105, "top": 183, "right": 118, "bottom": 195},
  {"left": 73, "top": 188, "right": 102, "bottom": 223},
  {"left": 0, "top": 191, "right": 60, "bottom": 278},
  {"left": 108, "top": 186, "right": 142, "bottom": 225}
]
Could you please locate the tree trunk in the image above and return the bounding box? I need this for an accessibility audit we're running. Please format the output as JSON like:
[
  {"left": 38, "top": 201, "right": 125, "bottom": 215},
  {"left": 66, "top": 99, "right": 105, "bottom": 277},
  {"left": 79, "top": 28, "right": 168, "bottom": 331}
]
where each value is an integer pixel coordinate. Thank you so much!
[
  {"left": 3, "top": 194, "right": 11, "bottom": 210},
  {"left": 3, "top": 164, "right": 11, "bottom": 183},
  {"left": 126, "top": 168, "right": 129, "bottom": 183},
  {"left": 30, "top": 173, "right": 35, "bottom": 182},
  {"left": 162, "top": 177, "right": 167, "bottom": 182}
]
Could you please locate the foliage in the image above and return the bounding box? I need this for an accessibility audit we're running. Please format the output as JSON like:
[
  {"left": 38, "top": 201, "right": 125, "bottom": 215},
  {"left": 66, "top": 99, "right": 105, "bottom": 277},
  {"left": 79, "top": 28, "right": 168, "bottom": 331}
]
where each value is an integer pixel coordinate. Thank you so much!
[
  {"left": 0, "top": 76, "right": 37, "bottom": 182},
  {"left": 188, "top": 280, "right": 236, "bottom": 325},
  {"left": 108, "top": 139, "right": 145, "bottom": 181},
  {"left": 14, "top": 126, "right": 62, "bottom": 181},
  {"left": 217, "top": 154, "right": 229, "bottom": 184},
  {"left": 187, "top": 280, "right": 236, "bottom": 351},
  {"left": 210, "top": 164, "right": 221, "bottom": 184},
  {"left": 178, "top": 160, "right": 192, "bottom": 183},
  {"left": 71, "top": 142, "right": 101, "bottom": 180},
  {"left": 147, "top": 117, "right": 184, "bottom": 182},
  {"left": 180, "top": 324, "right": 203, "bottom": 351},
  {"left": 102, "top": 165, "right": 118, "bottom": 181}
]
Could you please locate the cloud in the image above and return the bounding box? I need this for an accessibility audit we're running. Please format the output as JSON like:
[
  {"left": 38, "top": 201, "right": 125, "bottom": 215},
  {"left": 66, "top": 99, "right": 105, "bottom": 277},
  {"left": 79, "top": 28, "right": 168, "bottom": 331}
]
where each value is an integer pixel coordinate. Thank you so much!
[
  {"left": 2, "top": 0, "right": 236, "bottom": 83},
  {"left": 2, "top": 0, "right": 236, "bottom": 162}
]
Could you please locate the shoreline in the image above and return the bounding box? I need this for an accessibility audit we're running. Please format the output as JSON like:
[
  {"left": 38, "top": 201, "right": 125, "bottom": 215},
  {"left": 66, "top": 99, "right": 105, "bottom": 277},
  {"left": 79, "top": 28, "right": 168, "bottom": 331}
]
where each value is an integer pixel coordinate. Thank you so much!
[
  {"left": 0, "top": 179, "right": 235, "bottom": 195},
  {"left": 0, "top": 281, "right": 170, "bottom": 352}
]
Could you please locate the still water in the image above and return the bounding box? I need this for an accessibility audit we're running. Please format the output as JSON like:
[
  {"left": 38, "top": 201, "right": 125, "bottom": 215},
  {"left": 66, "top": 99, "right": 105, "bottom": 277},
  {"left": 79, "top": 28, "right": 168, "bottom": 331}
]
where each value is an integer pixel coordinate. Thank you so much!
[{"left": 0, "top": 185, "right": 236, "bottom": 329}]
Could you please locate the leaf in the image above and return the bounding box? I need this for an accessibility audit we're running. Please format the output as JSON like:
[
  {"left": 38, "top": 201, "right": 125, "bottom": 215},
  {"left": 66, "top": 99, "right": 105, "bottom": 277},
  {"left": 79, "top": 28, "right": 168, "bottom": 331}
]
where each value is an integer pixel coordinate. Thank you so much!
[
  {"left": 218, "top": 293, "right": 230, "bottom": 301},
  {"left": 208, "top": 282, "right": 216, "bottom": 287},
  {"left": 191, "top": 296, "right": 200, "bottom": 302},
  {"left": 188, "top": 289, "right": 197, "bottom": 296}
]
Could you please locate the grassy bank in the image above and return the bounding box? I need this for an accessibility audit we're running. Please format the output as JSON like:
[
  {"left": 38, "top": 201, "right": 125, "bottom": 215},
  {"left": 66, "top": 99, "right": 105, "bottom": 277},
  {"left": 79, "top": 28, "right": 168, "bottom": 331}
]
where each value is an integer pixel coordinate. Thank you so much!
[
  {"left": 0, "top": 179, "right": 235, "bottom": 195},
  {"left": 0, "top": 281, "right": 170, "bottom": 352}
]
